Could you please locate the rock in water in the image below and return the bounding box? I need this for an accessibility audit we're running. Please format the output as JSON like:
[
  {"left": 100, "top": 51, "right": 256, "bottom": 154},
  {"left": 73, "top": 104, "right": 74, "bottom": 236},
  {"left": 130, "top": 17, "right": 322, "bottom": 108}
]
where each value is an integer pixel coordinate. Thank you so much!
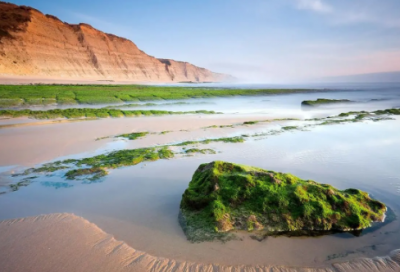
[
  {"left": 179, "top": 161, "right": 387, "bottom": 242},
  {"left": 301, "top": 98, "right": 353, "bottom": 107}
]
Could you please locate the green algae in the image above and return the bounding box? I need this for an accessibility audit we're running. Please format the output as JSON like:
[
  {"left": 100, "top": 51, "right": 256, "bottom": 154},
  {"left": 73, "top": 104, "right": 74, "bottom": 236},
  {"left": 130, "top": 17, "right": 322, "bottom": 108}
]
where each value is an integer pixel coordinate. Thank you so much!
[
  {"left": 105, "top": 101, "right": 211, "bottom": 109},
  {"left": 65, "top": 167, "right": 108, "bottom": 181},
  {"left": 302, "top": 98, "right": 352, "bottom": 107},
  {"left": 0, "top": 109, "right": 219, "bottom": 119},
  {"left": 185, "top": 148, "right": 217, "bottom": 155},
  {"left": 180, "top": 161, "right": 387, "bottom": 242},
  {"left": 95, "top": 136, "right": 111, "bottom": 141},
  {"left": 282, "top": 126, "right": 298, "bottom": 130},
  {"left": 117, "top": 132, "right": 149, "bottom": 140},
  {"left": 75, "top": 146, "right": 174, "bottom": 170},
  {"left": 243, "top": 121, "right": 259, "bottom": 125},
  {"left": 12, "top": 163, "right": 71, "bottom": 177},
  {"left": 204, "top": 124, "right": 235, "bottom": 129},
  {"left": 10, "top": 136, "right": 245, "bottom": 188},
  {"left": 173, "top": 136, "right": 244, "bottom": 146},
  {"left": 0, "top": 85, "right": 316, "bottom": 107},
  {"left": 9, "top": 176, "right": 37, "bottom": 191},
  {"left": 203, "top": 118, "right": 300, "bottom": 130},
  {"left": 10, "top": 180, "right": 31, "bottom": 191}
]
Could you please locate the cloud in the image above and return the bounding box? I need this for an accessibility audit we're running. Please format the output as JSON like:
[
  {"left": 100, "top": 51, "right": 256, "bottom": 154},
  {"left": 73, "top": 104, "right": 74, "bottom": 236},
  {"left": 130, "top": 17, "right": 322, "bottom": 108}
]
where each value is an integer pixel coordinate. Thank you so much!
[
  {"left": 295, "top": 1, "right": 400, "bottom": 29},
  {"left": 295, "top": 0, "right": 332, "bottom": 13},
  {"left": 331, "top": 11, "right": 400, "bottom": 29}
]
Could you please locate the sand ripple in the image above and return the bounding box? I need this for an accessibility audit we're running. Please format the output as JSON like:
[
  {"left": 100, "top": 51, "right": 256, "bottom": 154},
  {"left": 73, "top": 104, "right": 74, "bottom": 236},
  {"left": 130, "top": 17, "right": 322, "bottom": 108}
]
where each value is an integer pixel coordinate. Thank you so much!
[{"left": 0, "top": 213, "right": 399, "bottom": 272}]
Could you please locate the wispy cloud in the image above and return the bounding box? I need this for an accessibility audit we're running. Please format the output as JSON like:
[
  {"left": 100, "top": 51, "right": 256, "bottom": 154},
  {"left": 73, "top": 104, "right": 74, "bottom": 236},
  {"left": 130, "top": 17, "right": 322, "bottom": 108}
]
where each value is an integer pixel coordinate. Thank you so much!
[
  {"left": 293, "top": 1, "right": 400, "bottom": 29},
  {"left": 294, "top": 0, "right": 332, "bottom": 13},
  {"left": 331, "top": 11, "right": 400, "bottom": 29}
]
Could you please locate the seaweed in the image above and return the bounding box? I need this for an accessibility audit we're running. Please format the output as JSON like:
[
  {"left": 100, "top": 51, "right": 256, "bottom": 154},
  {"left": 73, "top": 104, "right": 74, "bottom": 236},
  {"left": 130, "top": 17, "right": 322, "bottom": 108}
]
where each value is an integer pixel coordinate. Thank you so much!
[
  {"left": 185, "top": 148, "right": 217, "bottom": 155},
  {"left": 180, "top": 161, "right": 387, "bottom": 242},
  {"left": 0, "top": 108, "right": 219, "bottom": 119},
  {"left": 117, "top": 132, "right": 149, "bottom": 140},
  {"left": 302, "top": 98, "right": 352, "bottom": 107},
  {"left": 0, "top": 85, "right": 318, "bottom": 107}
]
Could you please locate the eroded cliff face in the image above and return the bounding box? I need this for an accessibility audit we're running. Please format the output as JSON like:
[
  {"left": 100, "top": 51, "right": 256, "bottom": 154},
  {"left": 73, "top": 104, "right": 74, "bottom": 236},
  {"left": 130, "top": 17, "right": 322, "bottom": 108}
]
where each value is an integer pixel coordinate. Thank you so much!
[{"left": 0, "top": 2, "right": 230, "bottom": 82}]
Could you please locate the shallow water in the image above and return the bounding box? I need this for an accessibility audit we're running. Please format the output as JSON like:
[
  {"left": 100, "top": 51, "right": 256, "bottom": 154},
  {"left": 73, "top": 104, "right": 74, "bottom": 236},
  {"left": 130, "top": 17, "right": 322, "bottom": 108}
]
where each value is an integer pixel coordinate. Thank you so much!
[
  {"left": 0, "top": 85, "right": 400, "bottom": 267},
  {"left": 2, "top": 84, "right": 400, "bottom": 117}
]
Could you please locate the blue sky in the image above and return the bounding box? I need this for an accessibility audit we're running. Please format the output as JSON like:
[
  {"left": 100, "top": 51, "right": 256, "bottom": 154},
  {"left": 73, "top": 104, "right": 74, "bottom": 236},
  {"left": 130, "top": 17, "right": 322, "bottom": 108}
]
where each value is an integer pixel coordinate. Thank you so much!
[{"left": 9, "top": 0, "right": 400, "bottom": 82}]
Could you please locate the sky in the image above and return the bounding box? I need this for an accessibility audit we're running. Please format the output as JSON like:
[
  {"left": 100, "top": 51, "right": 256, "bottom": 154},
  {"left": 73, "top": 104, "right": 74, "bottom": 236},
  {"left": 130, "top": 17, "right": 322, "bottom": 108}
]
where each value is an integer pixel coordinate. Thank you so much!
[{"left": 8, "top": 0, "right": 400, "bottom": 82}]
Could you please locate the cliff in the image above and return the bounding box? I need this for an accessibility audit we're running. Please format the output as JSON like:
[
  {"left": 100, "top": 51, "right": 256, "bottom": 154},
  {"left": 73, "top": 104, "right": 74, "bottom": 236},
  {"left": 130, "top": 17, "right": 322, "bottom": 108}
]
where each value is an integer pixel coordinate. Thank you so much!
[{"left": 0, "top": 2, "right": 231, "bottom": 82}]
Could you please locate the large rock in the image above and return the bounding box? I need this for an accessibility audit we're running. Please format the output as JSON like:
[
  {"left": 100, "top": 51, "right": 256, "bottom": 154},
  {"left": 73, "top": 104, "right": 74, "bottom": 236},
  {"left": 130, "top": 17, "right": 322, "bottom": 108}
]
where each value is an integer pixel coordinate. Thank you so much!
[
  {"left": 180, "top": 161, "right": 387, "bottom": 242},
  {"left": 0, "top": 2, "right": 232, "bottom": 82}
]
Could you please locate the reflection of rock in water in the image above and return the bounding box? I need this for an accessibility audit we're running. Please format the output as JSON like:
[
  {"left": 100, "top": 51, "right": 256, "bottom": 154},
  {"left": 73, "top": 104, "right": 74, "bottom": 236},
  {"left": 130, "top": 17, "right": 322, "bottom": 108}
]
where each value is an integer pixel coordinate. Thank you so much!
[{"left": 1, "top": 213, "right": 400, "bottom": 272}]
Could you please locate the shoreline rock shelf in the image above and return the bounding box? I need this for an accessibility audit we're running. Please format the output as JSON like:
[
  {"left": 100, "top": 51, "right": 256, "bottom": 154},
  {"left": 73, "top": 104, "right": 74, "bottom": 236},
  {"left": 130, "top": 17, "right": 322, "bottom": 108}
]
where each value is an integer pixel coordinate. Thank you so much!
[
  {"left": 301, "top": 98, "right": 352, "bottom": 107},
  {"left": 179, "top": 161, "right": 387, "bottom": 242}
]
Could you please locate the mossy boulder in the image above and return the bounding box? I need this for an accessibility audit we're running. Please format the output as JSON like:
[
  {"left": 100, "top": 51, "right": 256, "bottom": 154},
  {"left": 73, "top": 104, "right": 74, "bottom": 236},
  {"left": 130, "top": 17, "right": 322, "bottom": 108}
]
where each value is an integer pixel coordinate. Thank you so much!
[{"left": 179, "top": 161, "right": 387, "bottom": 242}]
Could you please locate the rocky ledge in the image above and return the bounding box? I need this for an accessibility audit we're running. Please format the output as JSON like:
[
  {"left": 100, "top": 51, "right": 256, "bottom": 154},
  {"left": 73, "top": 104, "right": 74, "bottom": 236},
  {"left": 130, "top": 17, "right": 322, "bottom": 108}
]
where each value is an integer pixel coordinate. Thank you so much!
[
  {"left": 301, "top": 98, "right": 353, "bottom": 107},
  {"left": 179, "top": 161, "right": 387, "bottom": 242}
]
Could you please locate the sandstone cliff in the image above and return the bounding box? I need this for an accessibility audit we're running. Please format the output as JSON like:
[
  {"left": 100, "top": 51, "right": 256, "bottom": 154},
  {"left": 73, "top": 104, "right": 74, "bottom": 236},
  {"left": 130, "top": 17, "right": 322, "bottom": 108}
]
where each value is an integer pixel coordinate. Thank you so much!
[{"left": 0, "top": 2, "right": 231, "bottom": 82}]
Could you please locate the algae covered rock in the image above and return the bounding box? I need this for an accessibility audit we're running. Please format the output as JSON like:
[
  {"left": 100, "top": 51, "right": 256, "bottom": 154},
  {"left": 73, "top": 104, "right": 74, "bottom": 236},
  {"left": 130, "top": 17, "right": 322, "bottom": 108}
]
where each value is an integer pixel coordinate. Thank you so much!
[
  {"left": 301, "top": 98, "right": 352, "bottom": 107},
  {"left": 179, "top": 161, "right": 387, "bottom": 242}
]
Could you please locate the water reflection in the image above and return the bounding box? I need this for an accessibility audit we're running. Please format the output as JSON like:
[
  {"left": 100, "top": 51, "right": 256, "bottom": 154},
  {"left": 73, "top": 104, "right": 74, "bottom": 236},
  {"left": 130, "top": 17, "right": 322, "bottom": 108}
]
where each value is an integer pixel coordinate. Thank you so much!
[{"left": 40, "top": 181, "right": 73, "bottom": 189}]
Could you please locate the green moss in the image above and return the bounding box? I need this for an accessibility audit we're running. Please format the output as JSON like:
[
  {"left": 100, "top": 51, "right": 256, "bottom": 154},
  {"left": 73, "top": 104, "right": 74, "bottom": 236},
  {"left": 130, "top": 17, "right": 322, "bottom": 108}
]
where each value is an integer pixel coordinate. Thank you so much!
[
  {"left": 0, "top": 108, "right": 218, "bottom": 119},
  {"left": 174, "top": 136, "right": 244, "bottom": 146},
  {"left": 75, "top": 146, "right": 174, "bottom": 169},
  {"left": 160, "top": 130, "right": 172, "bottom": 135},
  {"left": 0, "top": 85, "right": 316, "bottom": 107},
  {"left": 204, "top": 124, "right": 235, "bottom": 129},
  {"left": 180, "top": 161, "right": 387, "bottom": 242},
  {"left": 158, "top": 147, "right": 175, "bottom": 159},
  {"left": 374, "top": 108, "right": 400, "bottom": 115},
  {"left": 106, "top": 101, "right": 200, "bottom": 109},
  {"left": 9, "top": 179, "right": 32, "bottom": 191},
  {"left": 12, "top": 163, "right": 71, "bottom": 177},
  {"left": 203, "top": 119, "right": 300, "bottom": 130},
  {"left": 302, "top": 98, "right": 352, "bottom": 107},
  {"left": 243, "top": 121, "right": 259, "bottom": 125},
  {"left": 282, "top": 126, "right": 298, "bottom": 130},
  {"left": 12, "top": 136, "right": 245, "bottom": 186},
  {"left": 65, "top": 167, "right": 108, "bottom": 181},
  {"left": 185, "top": 148, "right": 217, "bottom": 155},
  {"left": 117, "top": 132, "right": 149, "bottom": 140}
]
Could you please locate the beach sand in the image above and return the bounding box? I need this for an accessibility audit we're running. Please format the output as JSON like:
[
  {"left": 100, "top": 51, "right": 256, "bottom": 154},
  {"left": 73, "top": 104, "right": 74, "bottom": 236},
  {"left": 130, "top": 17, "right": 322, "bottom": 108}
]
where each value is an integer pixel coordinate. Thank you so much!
[
  {"left": 1, "top": 213, "right": 399, "bottom": 272},
  {"left": 0, "top": 114, "right": 286, "bottom": 167}
]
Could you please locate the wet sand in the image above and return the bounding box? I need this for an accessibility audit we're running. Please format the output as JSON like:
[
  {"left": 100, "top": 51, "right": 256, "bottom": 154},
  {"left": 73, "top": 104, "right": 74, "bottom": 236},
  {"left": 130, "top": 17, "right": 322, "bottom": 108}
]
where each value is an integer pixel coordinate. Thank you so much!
[
  {"left": 0, "top": 213, "right": 399, "bottom": 272},
  {"left": 0, "top": 114, "right": 290, "bottom": 166}
]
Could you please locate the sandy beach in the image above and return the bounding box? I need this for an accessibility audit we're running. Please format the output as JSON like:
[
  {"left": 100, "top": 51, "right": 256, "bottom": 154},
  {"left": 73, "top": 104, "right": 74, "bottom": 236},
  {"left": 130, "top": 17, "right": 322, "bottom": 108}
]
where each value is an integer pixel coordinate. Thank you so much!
[
  {"left": 0, "top": 114, "right": 291, "bottom": 166},
  {"left": 0, "top": 213, "right": 399, "bottom": 272}
]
